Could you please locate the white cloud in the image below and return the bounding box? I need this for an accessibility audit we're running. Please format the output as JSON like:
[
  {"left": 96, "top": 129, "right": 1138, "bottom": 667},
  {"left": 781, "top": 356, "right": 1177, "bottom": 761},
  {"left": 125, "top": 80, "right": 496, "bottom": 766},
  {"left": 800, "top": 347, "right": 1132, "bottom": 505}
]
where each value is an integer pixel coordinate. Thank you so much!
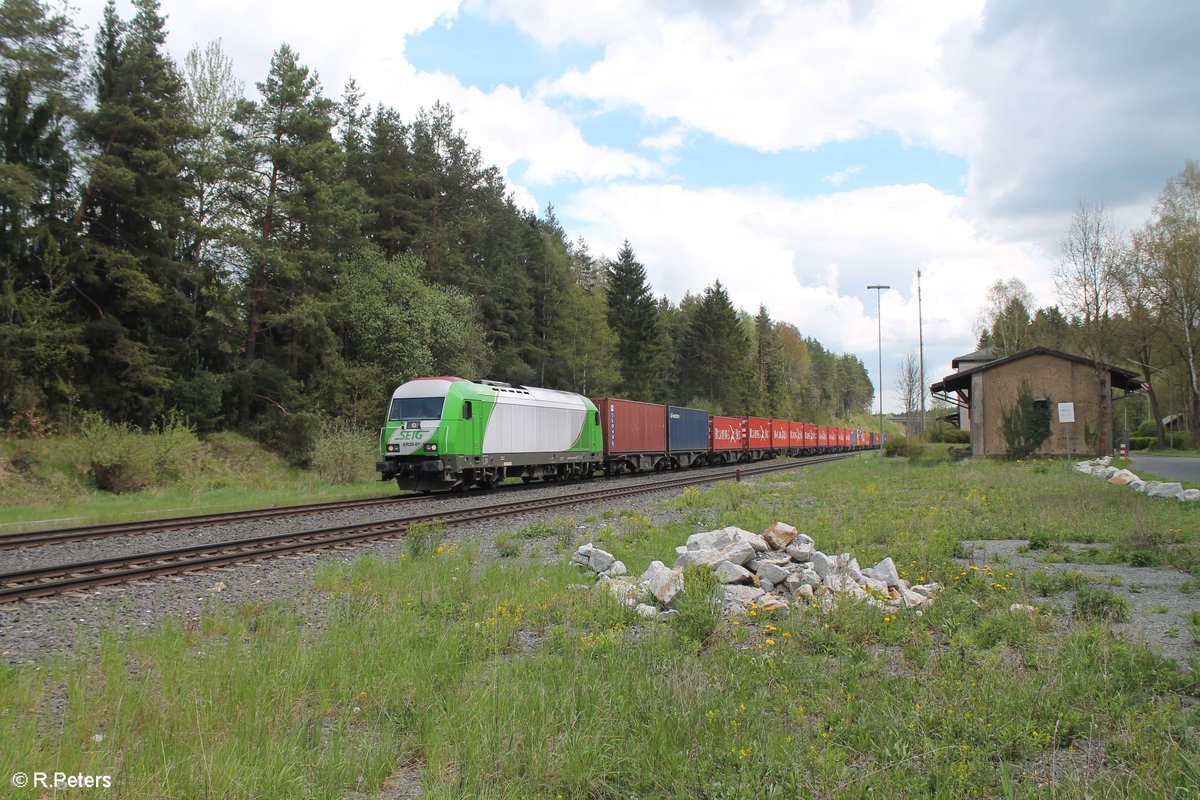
[
  {"left": 957, "top": 0, "right": 1200, "bottom": 245},
  {"left": 534, "top": 0, "right": 983, "bottom": 154},
  {"left": 563, "top": 181, "right": 1055, "bottom": 410},
  {"left": 823, "top": 165, "right": 865, "bottom": 186},
  {"left": 639, "top": 125, "right": 689, "bottom": 153}
]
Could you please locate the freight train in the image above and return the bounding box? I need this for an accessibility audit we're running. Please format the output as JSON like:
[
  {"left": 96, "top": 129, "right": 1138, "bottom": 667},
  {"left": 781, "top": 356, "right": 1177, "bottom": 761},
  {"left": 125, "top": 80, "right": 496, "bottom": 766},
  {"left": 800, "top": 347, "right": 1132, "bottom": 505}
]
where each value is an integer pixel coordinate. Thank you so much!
[{"left": 377, "top": 377, "right": 883, "bottom": 492}]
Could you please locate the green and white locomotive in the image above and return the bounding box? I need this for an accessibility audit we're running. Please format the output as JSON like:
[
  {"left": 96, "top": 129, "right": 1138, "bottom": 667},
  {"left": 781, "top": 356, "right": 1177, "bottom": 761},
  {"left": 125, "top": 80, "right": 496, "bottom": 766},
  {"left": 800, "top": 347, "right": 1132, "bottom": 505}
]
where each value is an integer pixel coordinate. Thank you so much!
[{"left": 377, "top": 377, "right": 604, "bottom": 491}]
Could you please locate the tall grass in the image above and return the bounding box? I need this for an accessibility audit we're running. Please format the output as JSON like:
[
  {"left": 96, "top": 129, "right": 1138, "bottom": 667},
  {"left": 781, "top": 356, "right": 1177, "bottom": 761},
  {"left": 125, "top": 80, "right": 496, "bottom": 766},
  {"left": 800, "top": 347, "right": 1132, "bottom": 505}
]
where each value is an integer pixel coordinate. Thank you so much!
[{"left": 3, "top": 458, "right": 1200, "bottom": 797}]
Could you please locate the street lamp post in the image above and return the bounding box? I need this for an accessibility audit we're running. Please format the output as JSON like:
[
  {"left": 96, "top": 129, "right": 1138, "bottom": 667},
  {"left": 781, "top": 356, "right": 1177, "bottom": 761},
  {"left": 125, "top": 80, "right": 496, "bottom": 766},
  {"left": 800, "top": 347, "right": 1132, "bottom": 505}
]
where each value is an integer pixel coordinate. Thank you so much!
[
  {"left": 917, "top": 270, "right": 926, "bottom": 437},
  {"left": 868, "top": 284, "right": 890, "bottom": 461}
]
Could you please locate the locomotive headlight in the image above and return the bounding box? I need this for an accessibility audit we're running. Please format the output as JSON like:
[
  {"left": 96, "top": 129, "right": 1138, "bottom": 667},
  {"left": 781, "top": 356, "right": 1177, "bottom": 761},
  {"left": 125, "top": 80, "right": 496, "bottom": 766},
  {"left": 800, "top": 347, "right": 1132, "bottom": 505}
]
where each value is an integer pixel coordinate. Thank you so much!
[
  {"left": 386, "top": 444, "right": 398, "bottom": 453},
  {"left": 424, "top": 443, "right": 438, "bottom": 452}
]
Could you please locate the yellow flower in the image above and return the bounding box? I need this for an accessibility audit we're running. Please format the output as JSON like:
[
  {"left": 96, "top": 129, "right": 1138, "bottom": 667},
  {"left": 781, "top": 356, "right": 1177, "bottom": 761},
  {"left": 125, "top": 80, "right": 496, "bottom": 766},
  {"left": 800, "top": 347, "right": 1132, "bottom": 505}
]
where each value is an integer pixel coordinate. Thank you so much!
[{"left": 766, "top": 638, "right": 776, "bottom": 646}]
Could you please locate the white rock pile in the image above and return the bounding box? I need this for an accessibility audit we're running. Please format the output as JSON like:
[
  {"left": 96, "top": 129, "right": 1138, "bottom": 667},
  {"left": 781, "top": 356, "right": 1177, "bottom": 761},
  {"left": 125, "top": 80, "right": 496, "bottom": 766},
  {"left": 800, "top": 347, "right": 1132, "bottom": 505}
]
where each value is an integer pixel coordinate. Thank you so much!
[
  {"left": 572, "top": 522, "right": 942, "bottom": 620},
  {"left": 1075, "top": 456, "right": 1200, "bottom": 502}
]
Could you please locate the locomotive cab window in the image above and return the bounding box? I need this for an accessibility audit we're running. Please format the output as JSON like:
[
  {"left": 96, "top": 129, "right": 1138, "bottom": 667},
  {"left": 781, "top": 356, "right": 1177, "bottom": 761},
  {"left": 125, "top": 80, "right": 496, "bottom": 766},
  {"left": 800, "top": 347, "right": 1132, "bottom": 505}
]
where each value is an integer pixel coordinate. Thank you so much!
[
  {"left": 462, "top": 400, "right": 473, "bottom": 420},
  {"left": 594, "top": 411, "right": 600, "bottom": 426},
  {"left": 388, "top": 397, "right": 444, "bottom": 421}
]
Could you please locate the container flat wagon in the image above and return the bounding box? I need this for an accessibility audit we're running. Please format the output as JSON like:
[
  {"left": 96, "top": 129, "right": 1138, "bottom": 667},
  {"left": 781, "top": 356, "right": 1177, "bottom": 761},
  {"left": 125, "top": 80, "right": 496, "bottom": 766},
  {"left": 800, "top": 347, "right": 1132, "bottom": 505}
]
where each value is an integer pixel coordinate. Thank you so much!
[
  {"left": 594, "top": 397, "right": 668, "bottom": 473},
  {"left": 769, "top": 419, "right": 790, "bottom": 456},
  {"left": 745, "top": 416, "right": 772, "bottom": 460},
  {"left": 709, "top": 415, "right": 745, "bottom": 464},
  {"left": 667, "top": 405, "right": 710, "bottom": 468}
]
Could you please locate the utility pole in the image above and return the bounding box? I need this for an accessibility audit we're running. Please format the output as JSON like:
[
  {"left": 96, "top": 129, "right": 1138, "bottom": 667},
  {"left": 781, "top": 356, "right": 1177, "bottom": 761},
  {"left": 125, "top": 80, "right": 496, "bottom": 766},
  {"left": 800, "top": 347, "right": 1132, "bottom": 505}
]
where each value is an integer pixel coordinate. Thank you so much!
[
  {"left": 917, "top": 269, "right": 926, "bottom": 437},
  {"left": 868, "top": 284, "right": 890, "bottom": 461}
]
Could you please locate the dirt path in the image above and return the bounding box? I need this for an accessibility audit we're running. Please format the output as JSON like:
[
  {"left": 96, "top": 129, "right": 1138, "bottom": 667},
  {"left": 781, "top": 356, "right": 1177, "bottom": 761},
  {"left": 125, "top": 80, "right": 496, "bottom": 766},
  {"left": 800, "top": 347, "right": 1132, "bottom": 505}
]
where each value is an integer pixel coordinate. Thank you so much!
[{"left": 961, "top": 539, "right": 1200, "bottom": 666}]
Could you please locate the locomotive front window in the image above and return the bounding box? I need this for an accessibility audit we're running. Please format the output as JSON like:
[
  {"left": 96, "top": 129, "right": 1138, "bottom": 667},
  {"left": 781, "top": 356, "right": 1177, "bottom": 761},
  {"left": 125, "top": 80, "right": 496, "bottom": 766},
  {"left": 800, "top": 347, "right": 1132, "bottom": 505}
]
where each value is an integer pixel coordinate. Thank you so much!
[{"left": 388, "top": 397, "right": 444, "bottom": 421}]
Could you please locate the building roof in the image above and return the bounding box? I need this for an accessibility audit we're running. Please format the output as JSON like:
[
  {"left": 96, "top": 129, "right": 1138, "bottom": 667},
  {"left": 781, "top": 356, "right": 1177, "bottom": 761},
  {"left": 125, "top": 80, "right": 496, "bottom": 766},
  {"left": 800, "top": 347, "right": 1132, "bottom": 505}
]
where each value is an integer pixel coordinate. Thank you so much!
[
  {"left": 950, "top": 346, "right": 999, "bottom": 369},
  {"left": 930, "top": 347, "right": 1141, "bottom": 395}
]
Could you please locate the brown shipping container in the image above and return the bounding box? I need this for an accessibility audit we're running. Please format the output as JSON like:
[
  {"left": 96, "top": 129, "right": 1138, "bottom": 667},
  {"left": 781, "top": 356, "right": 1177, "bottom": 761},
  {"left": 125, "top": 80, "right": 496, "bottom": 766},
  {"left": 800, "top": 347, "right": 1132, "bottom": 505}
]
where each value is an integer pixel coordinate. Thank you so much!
[{"left": 594, "top": 398, "right": 668, "bottom": 455}]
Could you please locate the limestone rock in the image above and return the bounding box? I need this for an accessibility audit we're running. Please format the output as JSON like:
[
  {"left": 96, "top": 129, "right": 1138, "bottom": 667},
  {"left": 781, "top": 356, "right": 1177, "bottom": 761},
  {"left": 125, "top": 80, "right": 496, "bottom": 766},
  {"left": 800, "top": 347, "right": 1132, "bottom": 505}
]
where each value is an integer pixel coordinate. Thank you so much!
[
  {"left": 810, "top": 551, "right": 832, "bottom": 579},
  {"left": 755, "top": 562, "right": 791, "bottom": 586},
  {"left": 597, "top": 575, "right": 639, "bottom": 604},
  {"left": 714, "top": 561, "right": 753, "bottom": 585},
  {"left": 1009, "top": 603, "right": 1036, "bottom": 614},
  {"left": 872, "top": 557, "right": 902, "bottom": 588},
  {"left": 786, "top": 542, "right": 816, "bottom": 562},
  {"left": 799, "top": 569, "right": 822, "bottom": 588},
  {"left": 686, "top": 528, "right": 737, "bottom": 551},
  {"left": 1182, "top": 489, "right": 1200, "bottom": 502},
  {"left": 647, "top": 566, "right": 684, "bottom": 608},
  {"left": 1148, "top": 482, "right": 1185, "bottom": 499},
  {"left": 675, "top": 540, "right": 756, "bottom": 570},
  {"left": 910, "top": 582, "right": 943, "bottom": 599},
  {"left": 762, "top": 521, "right": 798, "bottom": 550},
  {"left": 588, "top": 548, "right": 616, "bottom": 573},
  {"left": 572, "top": 542, "right": 595, "bottom": 567},
  {"left": 726, "top": 526, "right": 769, "bottom": 552},
  {"left": 602, "top": 560, "right": 627, "bottom": 577},
  {"left": 795, "top": 584, "right": 814, "bottom": 602},
  {"left": 724, "top": 585, "right": 765, "bottom": 604},
  {"left": 635, "top": 603, "right": 659, "bottom": 619},
  {"left": 759, "top": 596, "right": 789, "bottom": 612}
]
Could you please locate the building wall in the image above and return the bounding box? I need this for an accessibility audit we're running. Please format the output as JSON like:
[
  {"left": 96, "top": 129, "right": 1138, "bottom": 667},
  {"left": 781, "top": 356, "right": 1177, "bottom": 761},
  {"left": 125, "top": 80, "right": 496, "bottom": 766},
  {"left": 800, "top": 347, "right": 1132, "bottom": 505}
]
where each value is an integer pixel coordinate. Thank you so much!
[{"left": 970, "top": 354, "right": 1113, "bottom": 457}]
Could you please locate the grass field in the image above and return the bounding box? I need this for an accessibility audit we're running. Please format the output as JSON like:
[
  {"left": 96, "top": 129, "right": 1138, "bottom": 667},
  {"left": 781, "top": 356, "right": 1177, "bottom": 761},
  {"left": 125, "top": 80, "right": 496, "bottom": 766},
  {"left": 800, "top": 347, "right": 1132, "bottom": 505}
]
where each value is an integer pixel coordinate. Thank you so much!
[
  {"left": 0, "top": 431, "right": 397, "bottom": 532},
  {"left": 2, "top": 457, "right": 1199, "bottom": 798}
]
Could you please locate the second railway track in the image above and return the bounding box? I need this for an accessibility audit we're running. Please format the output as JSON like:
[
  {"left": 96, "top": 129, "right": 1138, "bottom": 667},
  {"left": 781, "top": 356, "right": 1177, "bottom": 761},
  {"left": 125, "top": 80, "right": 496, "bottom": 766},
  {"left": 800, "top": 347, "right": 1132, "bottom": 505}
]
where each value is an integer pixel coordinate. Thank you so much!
[{"left": 0, "top": 454, "right": 851, "bottom": 603}]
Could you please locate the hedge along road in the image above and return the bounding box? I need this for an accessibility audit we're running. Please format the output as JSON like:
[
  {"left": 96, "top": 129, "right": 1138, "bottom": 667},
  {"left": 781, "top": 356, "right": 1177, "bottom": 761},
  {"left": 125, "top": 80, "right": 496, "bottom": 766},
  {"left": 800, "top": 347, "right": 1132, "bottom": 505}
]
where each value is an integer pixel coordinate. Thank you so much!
[{"left": 1128, "top": 454, "right": 1200, "bottom": 483}]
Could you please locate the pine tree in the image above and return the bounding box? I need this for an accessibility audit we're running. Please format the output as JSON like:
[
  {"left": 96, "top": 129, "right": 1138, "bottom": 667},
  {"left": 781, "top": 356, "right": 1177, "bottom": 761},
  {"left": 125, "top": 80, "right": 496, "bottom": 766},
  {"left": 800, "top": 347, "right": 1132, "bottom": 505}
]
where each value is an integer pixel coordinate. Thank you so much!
[
  {"left": 228, "top": 44, "right": 363, "bottom": 423},
  {"left": 680, "top": 280, "right": 748, "bottom": 413},
  {"left": 361, "top": 105, "right": 415, "bottom": 259},
  {"left": 71, "top": 0, "right": 196, "bottom": 425},
  {"left": 0, "top": 0, "right": 83, "bottom": 420},
  {"left": 606, "top": 240, "right": 658, "bottom": 398}
]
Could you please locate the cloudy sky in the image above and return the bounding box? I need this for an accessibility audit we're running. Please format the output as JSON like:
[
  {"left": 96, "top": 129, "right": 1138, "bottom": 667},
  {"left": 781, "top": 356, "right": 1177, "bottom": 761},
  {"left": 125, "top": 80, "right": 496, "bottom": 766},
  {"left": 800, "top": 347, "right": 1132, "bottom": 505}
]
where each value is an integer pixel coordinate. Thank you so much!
[{"left": 75, "top": 0, "right": 1200, "bottom": 411}]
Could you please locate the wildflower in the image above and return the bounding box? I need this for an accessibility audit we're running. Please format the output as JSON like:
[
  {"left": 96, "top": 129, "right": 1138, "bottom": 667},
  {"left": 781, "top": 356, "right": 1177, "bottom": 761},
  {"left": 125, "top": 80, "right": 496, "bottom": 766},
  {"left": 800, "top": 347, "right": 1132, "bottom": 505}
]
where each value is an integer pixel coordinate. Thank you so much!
[
  {"left": 706, "top": 710, "right": 717, "bottom": 720},
  {"left": 766, "top": 638, "right": 776, "bottom": 646},
  {"left": 782, "top": 631, "right": 791, "bottom": 638},
  {"left": 737, "top": 703, "right": 747, "bottom": 713}
]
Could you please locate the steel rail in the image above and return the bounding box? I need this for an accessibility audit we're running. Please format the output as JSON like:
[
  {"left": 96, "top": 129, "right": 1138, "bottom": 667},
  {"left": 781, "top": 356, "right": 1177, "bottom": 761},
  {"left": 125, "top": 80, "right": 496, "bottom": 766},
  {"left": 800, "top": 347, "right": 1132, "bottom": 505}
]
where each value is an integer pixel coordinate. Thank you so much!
[{"left": 0, "top": 454, "right": 852, "bottom": 603}]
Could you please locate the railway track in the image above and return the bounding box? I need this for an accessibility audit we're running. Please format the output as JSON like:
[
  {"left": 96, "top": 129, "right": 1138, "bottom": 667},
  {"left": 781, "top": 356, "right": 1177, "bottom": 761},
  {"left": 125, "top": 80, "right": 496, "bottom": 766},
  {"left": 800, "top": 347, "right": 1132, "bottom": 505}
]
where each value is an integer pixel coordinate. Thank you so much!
[
  {"left": 0, "top": 454, "right": 856, "bottom": 550},
  {"left": 0, "top": 453, "right": 851, "bottom": 603}
]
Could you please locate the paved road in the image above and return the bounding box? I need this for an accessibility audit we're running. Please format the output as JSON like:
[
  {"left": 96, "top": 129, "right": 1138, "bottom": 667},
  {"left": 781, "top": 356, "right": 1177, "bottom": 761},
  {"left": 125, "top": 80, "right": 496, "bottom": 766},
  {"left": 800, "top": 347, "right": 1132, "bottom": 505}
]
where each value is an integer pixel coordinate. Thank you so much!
[{"left": 1128, "top": 454, "right": 1200, "bottom": 482}]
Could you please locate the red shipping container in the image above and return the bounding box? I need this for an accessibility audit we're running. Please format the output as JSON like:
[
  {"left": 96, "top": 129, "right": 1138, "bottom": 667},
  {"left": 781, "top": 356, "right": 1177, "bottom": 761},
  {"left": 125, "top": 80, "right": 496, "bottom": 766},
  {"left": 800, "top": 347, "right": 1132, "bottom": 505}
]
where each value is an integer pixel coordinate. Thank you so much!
[
  {"left": 817, "top": 426, "right": 829, "bottom": 448},
  {"left": 745, "top": 417, "right": 771, "bottom": 449},
  {"left": 710, "top": 415, "right": 745, "bottom": 450},
  {"left": 788, "top": 421, "right": 803, "bottom": 448},
  {"left": 770, "top": 419, "right": 790, "bottom": 449},
  {"left": 593, "top": 398, "right": 667, "bottom": 455},
  {"left": 803, "top": 423, "right": 817, "bottom": 447}
]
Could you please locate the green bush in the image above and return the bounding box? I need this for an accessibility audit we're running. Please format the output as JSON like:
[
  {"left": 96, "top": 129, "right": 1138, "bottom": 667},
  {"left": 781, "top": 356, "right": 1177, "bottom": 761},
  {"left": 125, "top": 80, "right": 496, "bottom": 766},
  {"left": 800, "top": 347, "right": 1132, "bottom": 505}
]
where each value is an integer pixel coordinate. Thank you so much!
[
  {"left": 250, "top": 409, "right": 321, "bottom": 467},
  {"left": 1168, "top": 431, "right": 1194, "bottom": 450},
  {"left": 674, "top": 564, "right": 723, "bottom": 646},
  {"left": 79, "top": 412, "right": 201, "bottom": 493},
  {"left": 1136, "top": 420, "right": 1158, "bottom": 438},
  {"left": 927, "top": 426, "right": 970, "bottom": 444},
  {"left": 309, "top": 418, "right": 376, "bottom": 485},
  {"left": 884, "top": 436, "right": 909, "bottom": 457},
  {"left": 1128, "top": 437, "right": 1154, "bottom": 451}
]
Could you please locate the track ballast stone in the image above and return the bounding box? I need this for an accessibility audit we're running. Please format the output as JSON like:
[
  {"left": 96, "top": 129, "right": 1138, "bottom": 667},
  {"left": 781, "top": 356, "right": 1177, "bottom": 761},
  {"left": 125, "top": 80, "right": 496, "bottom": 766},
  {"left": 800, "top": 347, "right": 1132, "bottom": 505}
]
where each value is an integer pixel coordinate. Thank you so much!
[{"left": 575, "top": 521, "right": 943, "bottom": 618}]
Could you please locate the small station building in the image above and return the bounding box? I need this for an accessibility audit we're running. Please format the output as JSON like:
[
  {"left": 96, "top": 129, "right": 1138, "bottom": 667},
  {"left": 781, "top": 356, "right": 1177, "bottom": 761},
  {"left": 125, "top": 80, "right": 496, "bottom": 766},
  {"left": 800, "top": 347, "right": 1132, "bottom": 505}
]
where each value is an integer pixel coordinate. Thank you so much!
[{"left": 930, "top": 347, "right": 1141, "bottom": 458}]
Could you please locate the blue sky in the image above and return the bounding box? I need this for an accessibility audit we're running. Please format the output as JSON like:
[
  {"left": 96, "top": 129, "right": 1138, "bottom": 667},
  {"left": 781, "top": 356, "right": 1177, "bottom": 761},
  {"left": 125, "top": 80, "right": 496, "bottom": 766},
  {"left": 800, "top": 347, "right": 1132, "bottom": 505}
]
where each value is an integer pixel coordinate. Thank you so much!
[{"left": 78, "top": 0, "right": 1200, "bottom": 411}]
